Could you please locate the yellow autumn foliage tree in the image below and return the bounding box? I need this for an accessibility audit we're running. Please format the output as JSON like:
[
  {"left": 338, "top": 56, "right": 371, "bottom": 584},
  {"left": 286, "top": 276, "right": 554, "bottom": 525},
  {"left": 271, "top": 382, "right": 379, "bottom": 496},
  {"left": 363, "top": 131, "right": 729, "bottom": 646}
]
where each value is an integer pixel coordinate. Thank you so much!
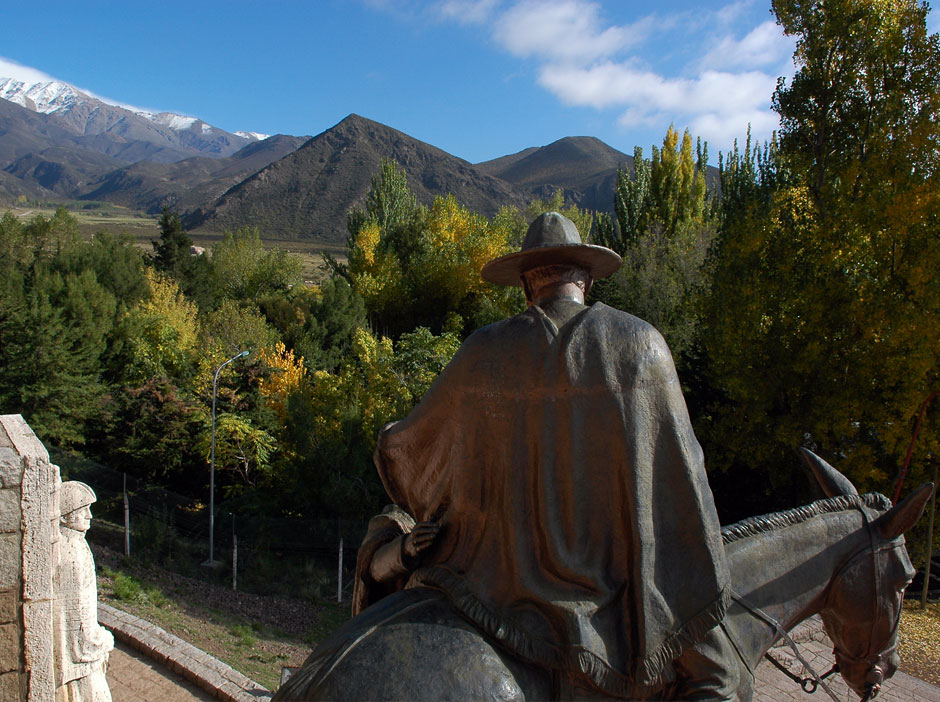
[
  {"left": 306, "top": 325, "right": 460, "bottom": 449},
  {"left": 702, "top": 0, "right": 940, "bottom": 499},
  {"left": 412, "top": 194, "right": 515, "bottom": 316},
  {"left": 118, "top": 268, "right": 200, "bottom": 383},
  {"left": 348, "top": 220, "right": 410, "bottom": 325},
  {"left": 347, "top": 161, "right": 524, "bottom": 337},
  {"left": 277, "top": 323, "right": 460, "bottom": 515},
  {"left": 257, "top": 342, "right": 307, "bottom": 421}
]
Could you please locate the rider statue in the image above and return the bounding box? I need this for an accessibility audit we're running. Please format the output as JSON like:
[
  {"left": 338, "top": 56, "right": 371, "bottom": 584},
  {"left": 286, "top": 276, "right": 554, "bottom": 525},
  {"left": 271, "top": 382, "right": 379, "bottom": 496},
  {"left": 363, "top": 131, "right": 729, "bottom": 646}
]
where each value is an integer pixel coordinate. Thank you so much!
[{"left": 353, "top": 212, "right": 734, "bottom": 699}]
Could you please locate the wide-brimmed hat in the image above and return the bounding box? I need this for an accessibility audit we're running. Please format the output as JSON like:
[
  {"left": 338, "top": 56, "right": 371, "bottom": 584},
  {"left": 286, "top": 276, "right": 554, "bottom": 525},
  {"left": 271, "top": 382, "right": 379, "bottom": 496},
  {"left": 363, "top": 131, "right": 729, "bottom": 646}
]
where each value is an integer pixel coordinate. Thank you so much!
[{"left": 481, "top": 212, "right": 621, "bottom": 287}]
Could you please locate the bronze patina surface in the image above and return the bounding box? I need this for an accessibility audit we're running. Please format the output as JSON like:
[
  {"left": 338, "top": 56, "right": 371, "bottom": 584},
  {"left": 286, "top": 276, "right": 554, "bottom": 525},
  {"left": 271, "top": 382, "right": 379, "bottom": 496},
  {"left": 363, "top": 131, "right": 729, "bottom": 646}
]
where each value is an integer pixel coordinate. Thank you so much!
[
  {"left": 274, "top": 213, "right": 931, "bottom": 701},
  {"left": 278, "top": 457, "right": 930, "bottom": 701}
]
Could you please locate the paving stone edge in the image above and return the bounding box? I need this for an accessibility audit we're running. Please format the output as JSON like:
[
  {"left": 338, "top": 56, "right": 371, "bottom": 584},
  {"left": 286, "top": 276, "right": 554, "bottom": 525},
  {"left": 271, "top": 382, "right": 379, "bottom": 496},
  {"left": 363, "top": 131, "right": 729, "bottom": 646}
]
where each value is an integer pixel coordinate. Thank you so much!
[{"left": 98, "top": 602, "right": 273, "bottom": 702}]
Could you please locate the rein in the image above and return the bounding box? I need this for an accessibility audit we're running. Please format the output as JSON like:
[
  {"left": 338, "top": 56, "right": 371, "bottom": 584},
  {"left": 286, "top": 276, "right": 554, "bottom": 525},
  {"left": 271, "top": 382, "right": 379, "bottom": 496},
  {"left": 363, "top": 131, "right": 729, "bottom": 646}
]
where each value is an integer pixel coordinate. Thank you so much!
[
  {"left": 762, "top": 646, "right": 838, "bottom": 693},
  {"left": 731, "top": 590, "right": 843, "bottom": 702}
]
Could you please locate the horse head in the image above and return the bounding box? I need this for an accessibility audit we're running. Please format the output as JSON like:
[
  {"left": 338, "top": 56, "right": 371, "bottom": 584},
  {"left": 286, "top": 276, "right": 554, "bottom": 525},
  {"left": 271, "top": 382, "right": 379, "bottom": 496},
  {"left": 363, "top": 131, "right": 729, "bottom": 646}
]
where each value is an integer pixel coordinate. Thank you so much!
[{"left": 800, "top": 449, "right": 932, "bottom": 699}]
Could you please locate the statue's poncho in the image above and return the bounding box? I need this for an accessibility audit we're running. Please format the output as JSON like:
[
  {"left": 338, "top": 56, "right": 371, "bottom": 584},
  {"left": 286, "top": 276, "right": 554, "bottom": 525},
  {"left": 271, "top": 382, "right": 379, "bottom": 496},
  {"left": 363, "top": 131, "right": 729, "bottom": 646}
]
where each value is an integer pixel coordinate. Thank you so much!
[{"left": 375, "top": 303, "right": 730, "bottom": 698}]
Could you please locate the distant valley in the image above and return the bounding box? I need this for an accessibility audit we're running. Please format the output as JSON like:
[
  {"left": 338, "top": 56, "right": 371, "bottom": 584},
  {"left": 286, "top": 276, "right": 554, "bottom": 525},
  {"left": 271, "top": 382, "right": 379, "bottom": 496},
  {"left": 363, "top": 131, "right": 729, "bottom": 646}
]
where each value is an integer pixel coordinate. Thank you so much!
[{"left": 0, "top": 76, "right": 639, "bottom": 244}]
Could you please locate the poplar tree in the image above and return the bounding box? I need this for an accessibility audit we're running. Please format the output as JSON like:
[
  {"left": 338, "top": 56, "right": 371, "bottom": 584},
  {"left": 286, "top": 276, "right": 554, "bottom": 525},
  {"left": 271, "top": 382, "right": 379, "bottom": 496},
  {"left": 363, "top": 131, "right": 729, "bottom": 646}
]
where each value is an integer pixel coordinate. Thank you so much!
[
  {"left": 592, "top": 127, "right": 714, "bottom": 363},
  {"left": 702, "top": 0, "right": 940, "bottom": 495}
]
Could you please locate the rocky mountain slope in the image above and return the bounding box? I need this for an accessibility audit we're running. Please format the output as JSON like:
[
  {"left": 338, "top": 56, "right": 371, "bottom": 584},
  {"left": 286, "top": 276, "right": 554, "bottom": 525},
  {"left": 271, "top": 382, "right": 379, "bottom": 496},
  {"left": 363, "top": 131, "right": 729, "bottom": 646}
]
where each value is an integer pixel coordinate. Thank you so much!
[
  {"left": 0, "top": 77, "right": 266, "bottom": 162},
  {"left": 185, "top": 114, "right": 531, "bottom": 243},
  {"left": 476, "top": 136, "right": 634, "bottom": 214},
  {"left": 0, "top": 86, "right": 307, "bottom": 210},
  {"left": 77, "top": 134, "right": 309, "bottom": 214},
  {"left": 0, "top": 73, "right": 662, "bottom": 244}
]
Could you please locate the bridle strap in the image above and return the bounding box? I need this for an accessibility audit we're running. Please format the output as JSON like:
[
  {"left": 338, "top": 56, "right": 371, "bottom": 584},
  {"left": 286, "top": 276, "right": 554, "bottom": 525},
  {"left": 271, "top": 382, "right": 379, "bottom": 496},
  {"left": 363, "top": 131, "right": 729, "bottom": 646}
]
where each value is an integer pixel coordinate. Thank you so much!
[{"left": 731, "top": 590, "right": 843, "bottom": 702}]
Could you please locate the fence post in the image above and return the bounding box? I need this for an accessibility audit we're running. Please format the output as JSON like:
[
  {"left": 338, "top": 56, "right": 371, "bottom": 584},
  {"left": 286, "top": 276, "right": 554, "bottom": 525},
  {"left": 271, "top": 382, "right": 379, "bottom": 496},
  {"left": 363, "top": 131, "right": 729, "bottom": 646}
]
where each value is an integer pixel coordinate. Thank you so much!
[
  {"left": 232, "top": 513, "right": 237, "bottom": 592},
  {"left": 337, "top": 537, "right": 343, "bottom": 603},
  {"left": 123, "top": 473, "right": 130, "bottom": 557}
]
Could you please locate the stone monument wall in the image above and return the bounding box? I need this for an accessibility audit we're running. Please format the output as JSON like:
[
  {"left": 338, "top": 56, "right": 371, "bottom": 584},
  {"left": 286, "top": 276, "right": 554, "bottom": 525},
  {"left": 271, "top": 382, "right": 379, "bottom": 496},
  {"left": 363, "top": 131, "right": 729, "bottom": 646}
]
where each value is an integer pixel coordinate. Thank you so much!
[{"left": 0, "top": 415, "right": 61, "bottom": 701}]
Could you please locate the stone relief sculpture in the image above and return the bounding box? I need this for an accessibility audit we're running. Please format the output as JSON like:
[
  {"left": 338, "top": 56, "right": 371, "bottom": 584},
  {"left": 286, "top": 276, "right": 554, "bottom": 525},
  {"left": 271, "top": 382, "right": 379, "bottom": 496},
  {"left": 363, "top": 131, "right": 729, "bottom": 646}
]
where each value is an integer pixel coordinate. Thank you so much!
[
  {"left": 275, "top": 214, "right": 933, "bottom": 701},
  {"left": 54, "top": 481, "right": 113, "bottom": 702}
]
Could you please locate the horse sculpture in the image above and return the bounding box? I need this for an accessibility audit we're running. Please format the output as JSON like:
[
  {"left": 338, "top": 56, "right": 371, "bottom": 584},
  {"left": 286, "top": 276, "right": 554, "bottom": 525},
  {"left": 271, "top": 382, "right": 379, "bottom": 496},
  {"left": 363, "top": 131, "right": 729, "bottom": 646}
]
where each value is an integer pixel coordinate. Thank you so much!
[
  {"left": 274, "top": 451, "right": 932, "bottom": 701},
  {"left": 715, "top": 449, "right": 930, "bottom": 701}
]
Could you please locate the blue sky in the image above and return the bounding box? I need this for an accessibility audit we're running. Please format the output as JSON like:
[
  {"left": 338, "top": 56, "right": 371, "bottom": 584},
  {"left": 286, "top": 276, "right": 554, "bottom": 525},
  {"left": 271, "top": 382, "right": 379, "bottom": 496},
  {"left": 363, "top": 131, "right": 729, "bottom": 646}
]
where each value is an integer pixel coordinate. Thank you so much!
[{"left": 2, "top": 0, "right": 938, "bottom": 164}]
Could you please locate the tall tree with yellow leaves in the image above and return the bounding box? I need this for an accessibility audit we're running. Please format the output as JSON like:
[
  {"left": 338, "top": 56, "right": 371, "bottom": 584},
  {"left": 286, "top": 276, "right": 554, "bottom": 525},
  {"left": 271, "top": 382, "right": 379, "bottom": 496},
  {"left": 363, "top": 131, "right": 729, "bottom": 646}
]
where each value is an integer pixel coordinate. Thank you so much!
[
  {"left": 347, "top": 161, "right": 523, "bottom": 337},
  {"left": 701, "top": 0, "right": 940, "bottom": 503},
  {"left": 592, "top": 126, "right": 715, "bottom": 363}
]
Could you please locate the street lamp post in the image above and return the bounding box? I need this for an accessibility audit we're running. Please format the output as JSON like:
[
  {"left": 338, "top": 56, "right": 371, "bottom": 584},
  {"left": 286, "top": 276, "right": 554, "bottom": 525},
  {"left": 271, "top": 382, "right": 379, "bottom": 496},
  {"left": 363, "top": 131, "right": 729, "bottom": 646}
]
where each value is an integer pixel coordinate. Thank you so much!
[{"left": 204, "top": 349, "right": 249, "bottom": 567}]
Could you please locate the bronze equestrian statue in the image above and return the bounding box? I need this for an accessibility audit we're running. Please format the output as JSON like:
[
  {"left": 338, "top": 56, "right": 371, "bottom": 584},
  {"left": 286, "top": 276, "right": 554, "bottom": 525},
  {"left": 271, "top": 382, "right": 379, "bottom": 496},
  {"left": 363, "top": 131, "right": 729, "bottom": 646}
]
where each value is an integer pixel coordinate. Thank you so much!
[
  {"left": 274, "top": 213, "right": 931, "bottom": 701},
  {"left": 277, "top": 452, "right": 930, "bottom": 701}
]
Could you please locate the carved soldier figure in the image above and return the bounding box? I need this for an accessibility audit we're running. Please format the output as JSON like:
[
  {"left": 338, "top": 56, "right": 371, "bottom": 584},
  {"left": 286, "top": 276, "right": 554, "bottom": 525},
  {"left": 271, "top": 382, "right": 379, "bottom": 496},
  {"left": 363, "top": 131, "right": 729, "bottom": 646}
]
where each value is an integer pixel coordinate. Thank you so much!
[
  {"left": 55, "top": 481, "right": 114, "bottom": 702},
  {"left": 356, "top": 212, "right": 732, "bottom": 699}
]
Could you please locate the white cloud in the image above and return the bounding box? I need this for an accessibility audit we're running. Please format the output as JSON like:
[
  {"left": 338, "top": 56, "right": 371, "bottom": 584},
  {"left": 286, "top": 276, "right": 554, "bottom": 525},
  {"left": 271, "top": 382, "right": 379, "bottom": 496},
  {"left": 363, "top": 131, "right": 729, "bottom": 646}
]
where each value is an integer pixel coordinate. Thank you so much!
[
  {"left": 701, "top": 20, "right": 794, "bottom": 71},
  {"left": 539, "top": 61, "right": 776, "bottom": 114},
  {"left": 714, "top": 0, "right": 758, "bottom": 29},
  {"left": 539, "top": 60, "right": 779, "bottom": 148},
  {"left": 491, "top": 1, "right": 651, "bottom": 63},
  {"left": 928, "top": 7, "right": 939, "bottom": 36},
  {"left": 689, "top": 108, "right": 779, "bottom": 151},
  {"left": 437, "top": 0, "right": 501, "bottom": 24},
  {"left": 0, "top": 57, "right": 57, "bottom": 84},
  {"left": 432, "top": 0, "right": 787, "bottom": 149}
]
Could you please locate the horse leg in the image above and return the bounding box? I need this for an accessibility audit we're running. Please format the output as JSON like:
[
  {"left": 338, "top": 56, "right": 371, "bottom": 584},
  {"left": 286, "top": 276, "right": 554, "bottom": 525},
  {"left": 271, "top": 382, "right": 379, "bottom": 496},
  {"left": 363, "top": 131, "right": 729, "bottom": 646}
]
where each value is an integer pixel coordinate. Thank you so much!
[{"left": 671, "top": 625, "right": 746, "bottom": 701}]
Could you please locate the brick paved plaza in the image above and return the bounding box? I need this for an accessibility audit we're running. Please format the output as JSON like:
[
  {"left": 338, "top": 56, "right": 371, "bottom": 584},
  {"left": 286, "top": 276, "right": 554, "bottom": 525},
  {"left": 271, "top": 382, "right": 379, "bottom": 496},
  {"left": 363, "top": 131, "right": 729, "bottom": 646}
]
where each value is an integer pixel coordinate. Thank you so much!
[
  {"left": 754, "top": 636, "right": 940, "bottom": 701},
  {"left": 107, "top": 639, "right": 215, "bottom": 702},
  {"left": 105, "top": 625, "right": 940, "bottom": 702}
]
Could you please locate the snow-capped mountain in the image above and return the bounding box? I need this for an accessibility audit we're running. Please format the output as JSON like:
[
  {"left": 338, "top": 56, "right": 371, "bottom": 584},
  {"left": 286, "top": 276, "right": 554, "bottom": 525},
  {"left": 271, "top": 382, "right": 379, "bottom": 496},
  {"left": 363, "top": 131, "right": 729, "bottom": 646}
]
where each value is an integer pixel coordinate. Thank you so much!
[
  {"left": 235, "top": 130, "right": 271, "bottom": 141},
  {"left": 137, "top": 111, "right": 270, "bottom": 141},
  {"left": 0, "top": 76, "right": 268, "bottom": 160},
  {"left": 0, "top": 78, "right": 85, "bottom": 114}
]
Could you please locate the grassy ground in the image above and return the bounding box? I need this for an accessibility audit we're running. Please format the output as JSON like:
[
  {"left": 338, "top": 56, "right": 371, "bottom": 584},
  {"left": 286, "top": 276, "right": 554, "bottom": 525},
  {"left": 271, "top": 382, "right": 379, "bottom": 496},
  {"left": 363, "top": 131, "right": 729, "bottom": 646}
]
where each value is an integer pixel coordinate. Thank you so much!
[
  {"left": 7, "top": 202, "right": 160, "bottom": 238},
  {"left": 96, "top": 555, "right": 940, "bottom": 696},
  {"left": 93, "top": 544, "right": 349, "bottom": 692}
]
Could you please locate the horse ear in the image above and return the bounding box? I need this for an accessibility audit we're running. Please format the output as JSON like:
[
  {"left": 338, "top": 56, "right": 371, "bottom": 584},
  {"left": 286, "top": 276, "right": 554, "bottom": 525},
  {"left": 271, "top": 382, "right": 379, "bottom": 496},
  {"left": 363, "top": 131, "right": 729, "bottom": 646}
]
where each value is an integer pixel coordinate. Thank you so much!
[
  {"left": 799, "top": 448, "right": 859, "bottom": 497},
  {"left": 875, "top": 483, "right": 934, "bottom": 540}
]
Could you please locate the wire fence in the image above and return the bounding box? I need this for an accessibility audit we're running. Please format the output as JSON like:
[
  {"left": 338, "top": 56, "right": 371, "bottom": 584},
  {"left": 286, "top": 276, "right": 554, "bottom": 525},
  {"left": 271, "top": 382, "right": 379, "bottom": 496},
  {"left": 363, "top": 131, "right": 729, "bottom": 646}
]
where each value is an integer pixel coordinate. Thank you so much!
[{"left": 50, "top": 448, "right": 367, "bottom": 601}]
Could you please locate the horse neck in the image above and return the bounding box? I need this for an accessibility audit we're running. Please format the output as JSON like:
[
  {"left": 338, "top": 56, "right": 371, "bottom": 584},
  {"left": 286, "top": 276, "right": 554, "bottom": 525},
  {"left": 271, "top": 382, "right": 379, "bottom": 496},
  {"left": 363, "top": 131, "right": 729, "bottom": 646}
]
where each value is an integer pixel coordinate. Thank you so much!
[{"left": 726, "top": 506, "right": 870, "bottom": 668}]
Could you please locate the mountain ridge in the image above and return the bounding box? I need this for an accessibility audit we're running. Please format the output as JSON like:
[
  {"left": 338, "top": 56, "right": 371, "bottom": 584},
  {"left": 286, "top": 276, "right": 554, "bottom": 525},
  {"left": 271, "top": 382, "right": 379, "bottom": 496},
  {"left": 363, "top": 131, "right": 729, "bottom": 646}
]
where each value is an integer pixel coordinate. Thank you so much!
[
  {"left": 0, "top": 77, "right": 267, "bottom": 162},
  {"left": 76, "top": 134, "right": 309, "bottom": 214},
  {"left": 0, "top": 71, "right": 674, "bottom": 244},
  {"left": 185, "top": 114, "right": 531, "bottom": 242}
]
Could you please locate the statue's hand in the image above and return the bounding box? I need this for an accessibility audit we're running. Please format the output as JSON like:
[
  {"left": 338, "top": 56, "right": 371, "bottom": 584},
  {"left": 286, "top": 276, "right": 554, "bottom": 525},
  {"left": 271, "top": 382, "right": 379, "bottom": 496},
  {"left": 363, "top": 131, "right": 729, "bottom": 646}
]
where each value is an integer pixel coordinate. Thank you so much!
[{"left": 402, "top": 521, "right": 441, "bottom": 561}]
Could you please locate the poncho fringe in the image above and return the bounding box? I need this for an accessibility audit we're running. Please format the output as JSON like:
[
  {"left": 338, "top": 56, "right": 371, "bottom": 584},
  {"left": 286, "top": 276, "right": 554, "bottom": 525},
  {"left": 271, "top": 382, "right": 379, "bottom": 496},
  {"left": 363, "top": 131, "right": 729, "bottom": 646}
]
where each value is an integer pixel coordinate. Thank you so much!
[{"left": 411, "top": 565, "right": 732, "bottom": 699}]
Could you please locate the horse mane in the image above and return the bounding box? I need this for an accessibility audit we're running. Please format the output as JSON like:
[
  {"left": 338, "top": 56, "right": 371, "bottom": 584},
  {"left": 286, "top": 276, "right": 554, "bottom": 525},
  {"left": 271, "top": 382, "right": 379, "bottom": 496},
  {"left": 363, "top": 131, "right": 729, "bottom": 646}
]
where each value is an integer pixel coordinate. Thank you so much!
[{"left": 721, "top": 492, "right": 893, "bottom": 545}]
